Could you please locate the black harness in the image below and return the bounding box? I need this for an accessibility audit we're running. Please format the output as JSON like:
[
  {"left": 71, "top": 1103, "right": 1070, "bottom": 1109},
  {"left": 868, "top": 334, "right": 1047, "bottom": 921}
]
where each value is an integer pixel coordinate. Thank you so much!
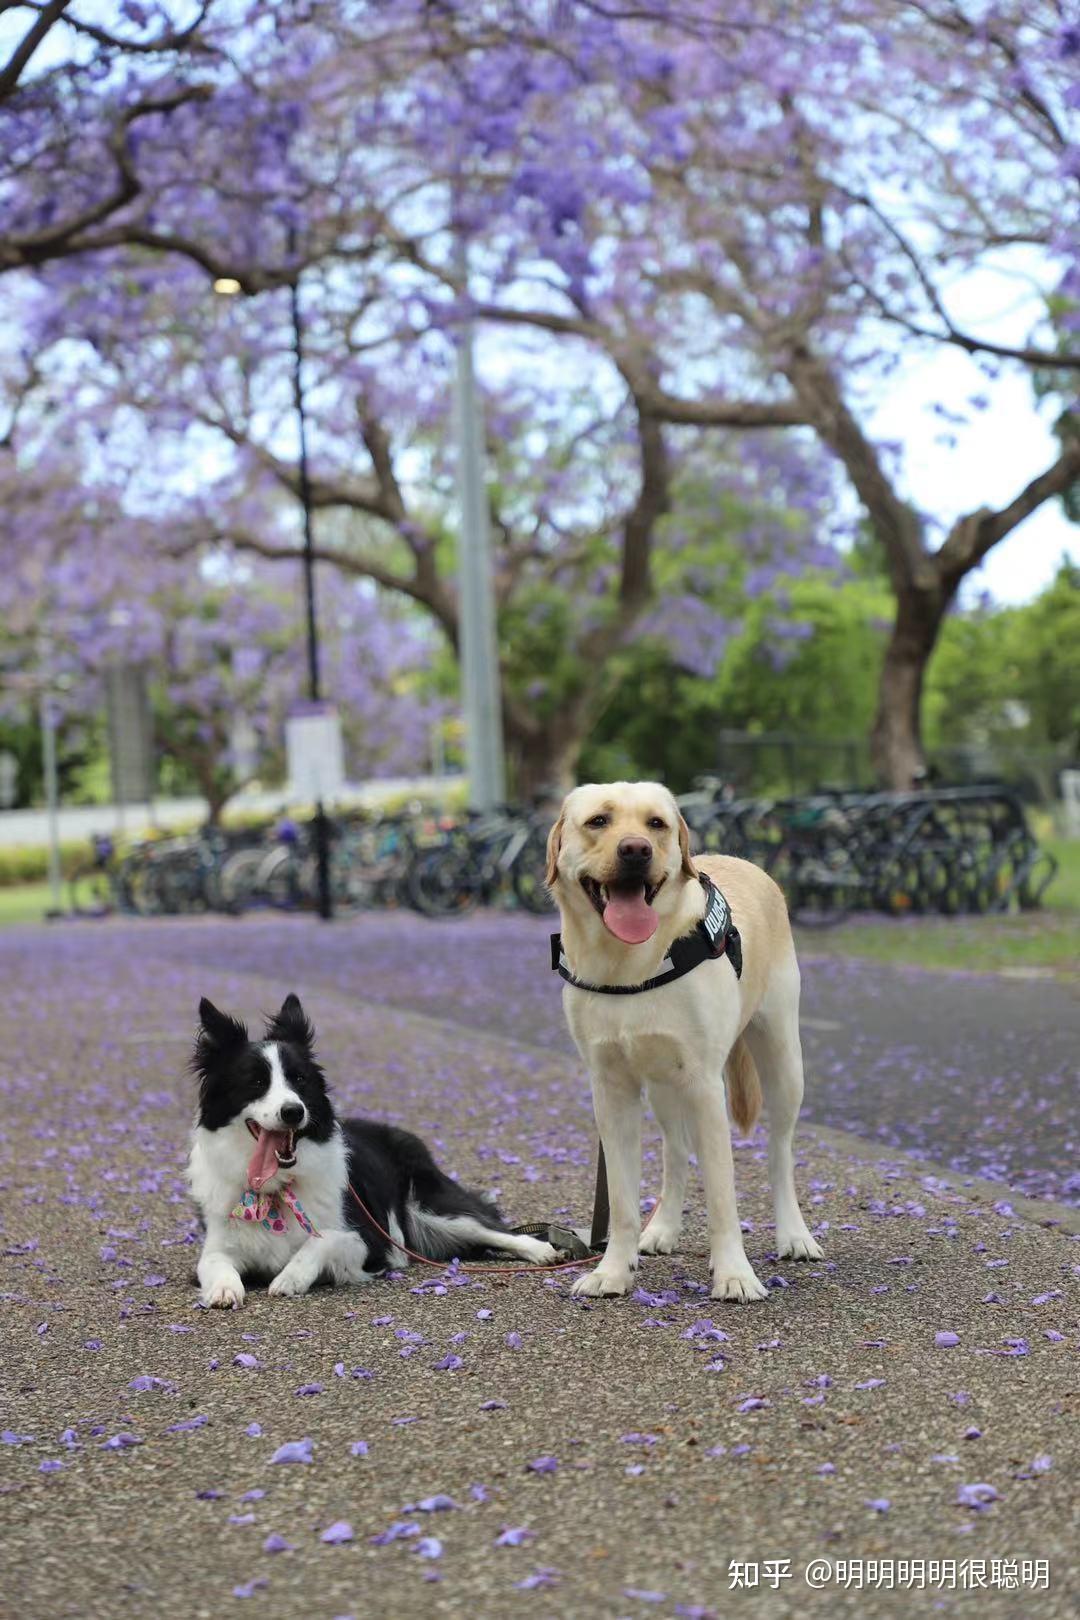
[{"left": 551, "top": 872, "right": 742, "bottom": 994}]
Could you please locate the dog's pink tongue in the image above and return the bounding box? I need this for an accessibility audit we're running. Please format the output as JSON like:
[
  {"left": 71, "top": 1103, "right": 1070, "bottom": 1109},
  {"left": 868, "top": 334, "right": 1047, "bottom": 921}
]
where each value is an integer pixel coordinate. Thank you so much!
[
  {"left": 603, "top": 885, "right": 659, "bottom": 944},
  {"left": 247, "top": 1127, "right": 290, "bottom": 1192}
]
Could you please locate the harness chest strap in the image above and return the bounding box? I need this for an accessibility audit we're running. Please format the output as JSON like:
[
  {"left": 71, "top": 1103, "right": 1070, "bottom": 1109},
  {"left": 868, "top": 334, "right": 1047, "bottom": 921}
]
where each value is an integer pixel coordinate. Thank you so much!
[{"left": 551, "top": 871, "right": 743, "bottom": 994}]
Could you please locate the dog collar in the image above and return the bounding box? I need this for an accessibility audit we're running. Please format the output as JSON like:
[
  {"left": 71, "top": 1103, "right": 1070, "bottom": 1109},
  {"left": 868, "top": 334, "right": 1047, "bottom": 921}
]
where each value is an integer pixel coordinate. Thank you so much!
[
  {"left": 231, "top": 1185, "right": 321, "bottom": 1236},
  {"left": 551, "top": 872, "right": 742, "bottom": 995}
]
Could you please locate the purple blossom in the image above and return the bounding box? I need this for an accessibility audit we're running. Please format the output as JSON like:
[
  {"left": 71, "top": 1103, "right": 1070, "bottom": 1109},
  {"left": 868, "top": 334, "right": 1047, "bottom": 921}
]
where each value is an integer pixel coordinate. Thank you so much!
[
  {"left": 527, "top": 1456, "right": 558, "bottom": 1473},
  {"left": 956, "top": 1482, "right": 999, "bottom": 1510},
  {"left": 496, "top": 1526, "right": 534, "bottom": 1547},
  {"left": 269, "top": 1438, "right": 313, "bottom": 1466},
  {"left": 320, "top": 1521, "right": 354, "bottom": 1545}
]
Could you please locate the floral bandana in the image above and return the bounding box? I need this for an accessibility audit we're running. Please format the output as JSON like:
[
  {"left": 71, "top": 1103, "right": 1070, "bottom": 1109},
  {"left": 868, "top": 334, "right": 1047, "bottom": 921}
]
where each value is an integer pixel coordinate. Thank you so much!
[{"left": 230, "top": 1185, "right": 320, "bottom": 1237}]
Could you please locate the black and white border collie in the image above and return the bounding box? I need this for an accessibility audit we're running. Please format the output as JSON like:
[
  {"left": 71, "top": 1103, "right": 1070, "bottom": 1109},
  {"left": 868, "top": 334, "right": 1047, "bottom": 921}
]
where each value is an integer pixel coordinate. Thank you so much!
[{"left": 186, "top": 993, "right": 556, "bottom": 1308}]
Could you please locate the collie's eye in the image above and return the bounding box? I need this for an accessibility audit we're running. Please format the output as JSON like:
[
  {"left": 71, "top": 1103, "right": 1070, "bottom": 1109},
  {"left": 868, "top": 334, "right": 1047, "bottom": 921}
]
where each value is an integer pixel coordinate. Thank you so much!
[
  {"left": 647, "top": 817, "right": 666, "bottom": 830},
  {"left": 586, "top": 814, "right": 609, "bottom": 829}
]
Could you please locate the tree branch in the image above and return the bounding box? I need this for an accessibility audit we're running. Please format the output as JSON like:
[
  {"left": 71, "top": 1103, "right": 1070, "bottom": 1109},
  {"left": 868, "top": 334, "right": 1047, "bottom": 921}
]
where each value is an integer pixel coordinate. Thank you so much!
[
  {"left": 0, "top": 0, "right": 71, "bottom": 104},
  {"left": 935, "top": 440, "right": 1080, "bottom": 585}
]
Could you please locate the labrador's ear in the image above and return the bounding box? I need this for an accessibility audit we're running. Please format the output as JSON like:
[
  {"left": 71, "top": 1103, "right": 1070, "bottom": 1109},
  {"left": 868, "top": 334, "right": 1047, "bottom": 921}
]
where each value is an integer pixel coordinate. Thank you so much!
[
  {"left": 545, "top": 810, "right": 566, "bottom": 889},
  {"left": 677, "top": 814, "right": 697, "bottom": 878}
]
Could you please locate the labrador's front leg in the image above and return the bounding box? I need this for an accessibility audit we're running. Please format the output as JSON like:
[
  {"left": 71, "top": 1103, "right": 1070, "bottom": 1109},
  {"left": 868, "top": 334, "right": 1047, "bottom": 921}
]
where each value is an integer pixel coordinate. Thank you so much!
[
  {"left": 572, "top": 1065, "right": 642, "bottom": 1298},
  {"left": 692, "top": 1077, "right": 766, "bottom": 1302}
]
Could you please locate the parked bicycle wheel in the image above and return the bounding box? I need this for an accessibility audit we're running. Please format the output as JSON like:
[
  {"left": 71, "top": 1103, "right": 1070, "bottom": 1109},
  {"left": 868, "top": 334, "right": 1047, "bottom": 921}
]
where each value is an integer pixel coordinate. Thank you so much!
[
  {"left": 406, "top": 845, "right": 482, "bottom": 917},
  {"left": 510, "top": 831, "right": 554, "bottom": 913}
]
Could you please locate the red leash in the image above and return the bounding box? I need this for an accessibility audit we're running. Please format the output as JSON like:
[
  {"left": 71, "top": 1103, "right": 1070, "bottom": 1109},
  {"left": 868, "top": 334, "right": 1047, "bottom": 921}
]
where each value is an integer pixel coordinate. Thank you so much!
[{"left": 346, "top": 1181, "right": 594, "bottom": 1276}]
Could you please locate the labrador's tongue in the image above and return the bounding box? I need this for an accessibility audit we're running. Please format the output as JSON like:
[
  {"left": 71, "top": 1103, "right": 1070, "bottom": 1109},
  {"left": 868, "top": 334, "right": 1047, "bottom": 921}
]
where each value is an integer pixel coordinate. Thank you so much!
[
  {"left": 247, "top": 1127, "right": 290, "bottom": 1192},
  {"left": 603, "top": 884, "right": 659, "bottom": 945}
]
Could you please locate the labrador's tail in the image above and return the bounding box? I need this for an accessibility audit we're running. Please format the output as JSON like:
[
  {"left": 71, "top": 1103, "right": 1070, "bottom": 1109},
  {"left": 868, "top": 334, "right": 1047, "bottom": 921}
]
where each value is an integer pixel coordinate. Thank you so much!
[{"left": 726, "top": 1035, "right": 762, "bottom": 1135}]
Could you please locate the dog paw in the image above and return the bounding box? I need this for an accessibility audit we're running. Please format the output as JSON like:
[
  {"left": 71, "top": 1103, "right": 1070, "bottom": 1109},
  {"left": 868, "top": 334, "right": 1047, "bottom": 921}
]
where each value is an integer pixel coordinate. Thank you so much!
[
  {"left": 268, "top": 1270, "right": 310, "bottom": 1298},
  {"left": 571, "top": 1266, "right": 633, "bottom": 1298},
  {"left": 205, "top": 1278, "right": 244, "bottom": 1309},
  {"left": 711, "top": 1267, "right": 768, "bottom": 1303},
  {"left": 777, "top": 1231, "right": 824, "bottom": 1261},
  {"left": 516, "top": 1239, "right": 559, "bottom": 1265},
  {"left": 639, "top": 1223, "right": 681, "bottom": 1256}
]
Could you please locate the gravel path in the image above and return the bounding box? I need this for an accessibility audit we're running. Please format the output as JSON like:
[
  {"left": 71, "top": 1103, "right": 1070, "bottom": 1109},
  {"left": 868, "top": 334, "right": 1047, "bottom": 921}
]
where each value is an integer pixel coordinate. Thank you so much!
[{"left": 0, "top": 917, "right": 1077, "bottom": 1619}]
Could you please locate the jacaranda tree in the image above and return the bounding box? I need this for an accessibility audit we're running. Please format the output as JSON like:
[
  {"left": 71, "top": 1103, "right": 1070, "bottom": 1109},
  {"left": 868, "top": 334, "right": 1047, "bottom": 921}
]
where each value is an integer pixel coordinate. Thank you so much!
[{"left": 3, "top": 1, "right": 1076, "bottom": 788}]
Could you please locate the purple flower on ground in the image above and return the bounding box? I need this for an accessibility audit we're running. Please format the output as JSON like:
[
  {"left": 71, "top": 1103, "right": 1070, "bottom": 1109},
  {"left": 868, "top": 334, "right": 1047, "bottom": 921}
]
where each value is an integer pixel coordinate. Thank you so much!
[
  {"left": 350, "top": 1441, "right": 369, "bottom": 1456},
  {"left": 514, "top": 1568, "right": 559, "bottom": 1590},
  {"left": 416, "top": 1537, "right": 443, "bottom": 1559},
  {"left": 167, "top": 1416, "right": 208, "bottom": 1433},
  {"left": 233, "top": 1579, "right": 267, "bottom": 1598},
  {"left": 432, "top": 1355, "right": 463, "bottom": 1371},
  {"left": 370, "top": 1521, "right": 420, "bottom": 1545},
  {"left": 957, "top": 1482, "right": 999, "bottom": 1509},
  {"left": 269, "top": 1438, "right": 313, "bottom": 1465},
  {"left": 935, "top": 1332, "right": 959, "bottom": 1348},
  {"left": 263, "top": 1533, "right": 293, "bottom": 1553},
  {"left": 416, "top": 1495, "right": 456, "bottom": 1512},
  {"left": 245, "top": 1424, "right": 262, "bottom": 1438},
  {"left": 39, "top": 1460, "right": 64, "bottom": 1472},
  {"left": 234, "top": 1354, "right": 259, "bottom": 1369},
  {"left": 102, "top": 1433, "right": 143, "bottom": 1449},
  {"left": 736, "top": 1397, "right": 768, "bottom": 1412},
  {"left": 320, "top": 1521, "right": 354, "bottom": 1545},
  {"left": 496, "top": 1526, "right": 534, "bottom": 1547},
  {"left": 620, "top": 1433, "right": 658, "bottom": 1445},
  {"left": 866, "top": 1498, "right": 890, "bottom": 1513},
  {"left": 294, "top": 1383, "right": 323, "bottom": 1396},
  {"left": 479, "top": 1400, "right": 506, "bottom": 1411},
  {"left": 506, "top": 1332, "right": 523, "bottom": 1350},
  {"left": 625, "top": 1592, "right": 667, "bottom": 1604},
  {"left": 527, "top": 1456, "right": 558, "bottom": 1473}
]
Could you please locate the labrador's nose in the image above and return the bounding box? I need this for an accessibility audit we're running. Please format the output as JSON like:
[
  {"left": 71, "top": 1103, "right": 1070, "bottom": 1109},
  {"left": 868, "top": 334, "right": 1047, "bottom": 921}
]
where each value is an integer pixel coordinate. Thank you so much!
[
  {"left": 280, "top": 1101, "right": 305, "bottom": 1128},
  {"left": 617, "top": 837, "right": 653, "bottom": 865}
]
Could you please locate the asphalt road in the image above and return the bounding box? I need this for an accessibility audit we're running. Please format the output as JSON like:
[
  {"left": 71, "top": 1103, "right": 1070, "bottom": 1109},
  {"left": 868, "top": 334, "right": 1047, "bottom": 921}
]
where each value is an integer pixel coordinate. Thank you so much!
[
  {"left": 0, "top": 916, "right": 1077, "bottom": 1620},
  {"left": 91, "top": 909, "right": 1080, "bottom": 1206}
]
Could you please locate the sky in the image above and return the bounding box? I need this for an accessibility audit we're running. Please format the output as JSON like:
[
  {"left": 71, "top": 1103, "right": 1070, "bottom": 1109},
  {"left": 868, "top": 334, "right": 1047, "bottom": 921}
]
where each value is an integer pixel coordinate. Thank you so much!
[{"left": 865, "top": 258, "right": 1076, "bottom": 607}]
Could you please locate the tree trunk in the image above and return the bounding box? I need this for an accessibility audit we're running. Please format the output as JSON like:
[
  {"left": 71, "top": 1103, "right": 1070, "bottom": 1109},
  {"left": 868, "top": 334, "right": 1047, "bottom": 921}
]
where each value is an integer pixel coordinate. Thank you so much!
[
  {"left": 506, "top": 716, "right": 585, "bottom": 803},
  {"left": 870, "top": 580, "right": 952, "bottom": 790}
]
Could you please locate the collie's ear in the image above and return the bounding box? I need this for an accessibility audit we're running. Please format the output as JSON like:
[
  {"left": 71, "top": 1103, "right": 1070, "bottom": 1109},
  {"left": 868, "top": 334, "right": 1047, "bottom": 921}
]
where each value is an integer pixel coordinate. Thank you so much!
[
  {"left": 266, "top": 992, "right": 315, "bottom": 1049},
  {"left": 677, "top": 814, "right": 696, "bottom": 878},
  {"left": 545, "top": 810, "right": 566, "bottom": 889},
  {"left": 197, "top": 998, "right": 248, "bottom": 1049}
]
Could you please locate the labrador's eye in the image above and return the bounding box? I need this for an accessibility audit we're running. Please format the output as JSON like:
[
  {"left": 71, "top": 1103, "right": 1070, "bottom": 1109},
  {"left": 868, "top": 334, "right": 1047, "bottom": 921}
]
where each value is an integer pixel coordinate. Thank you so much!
[
  {"left": 586, "top": 814, "right": 609, "bottom": 829},
  {"left": 646, "top": 817, "right": 666, "bottom": 830}
]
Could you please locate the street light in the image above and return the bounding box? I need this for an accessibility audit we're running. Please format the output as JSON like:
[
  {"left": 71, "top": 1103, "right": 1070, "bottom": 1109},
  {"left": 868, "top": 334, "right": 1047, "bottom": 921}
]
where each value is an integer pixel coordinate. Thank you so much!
[
  {"left": 213, "top": 248, "right": 333, "bottom": 919},
  {"left": 453, "top": 232, "right": 506, "bottom": 813}
]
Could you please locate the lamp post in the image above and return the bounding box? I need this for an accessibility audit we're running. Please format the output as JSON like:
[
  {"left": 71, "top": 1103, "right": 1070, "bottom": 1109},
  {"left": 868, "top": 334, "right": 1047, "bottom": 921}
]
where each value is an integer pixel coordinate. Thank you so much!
[
  {"left": 213, "top": 247, "right": 333, "bottom": 920},
  {"left": 452, "top": 232, "right": 506, "bottom": 813}
]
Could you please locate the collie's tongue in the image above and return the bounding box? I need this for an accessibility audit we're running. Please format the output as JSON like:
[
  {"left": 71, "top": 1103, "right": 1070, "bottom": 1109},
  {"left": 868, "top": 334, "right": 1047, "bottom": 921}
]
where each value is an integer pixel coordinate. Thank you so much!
[
  {"left": 603, "top": 884, "right": 659, "bottom": 945},
  {"left": 247, "top": 1127, "right": 291, "bottom": 1192}
]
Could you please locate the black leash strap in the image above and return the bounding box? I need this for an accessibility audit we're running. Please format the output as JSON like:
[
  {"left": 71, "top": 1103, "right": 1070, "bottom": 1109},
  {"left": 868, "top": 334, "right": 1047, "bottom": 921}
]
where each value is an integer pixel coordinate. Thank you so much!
[{"left": 589, "top": 1142, "right": 610, "bottom": 1249}]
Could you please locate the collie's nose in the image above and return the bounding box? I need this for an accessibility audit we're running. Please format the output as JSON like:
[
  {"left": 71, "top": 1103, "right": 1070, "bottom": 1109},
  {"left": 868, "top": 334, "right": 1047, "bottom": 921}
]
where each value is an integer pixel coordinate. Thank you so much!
[
  {"left": 280, "top": 1101, "right": 304, "bottom": 1128},
  {"left": 617, "top": 837, "right": 652, "bottom": 864}
]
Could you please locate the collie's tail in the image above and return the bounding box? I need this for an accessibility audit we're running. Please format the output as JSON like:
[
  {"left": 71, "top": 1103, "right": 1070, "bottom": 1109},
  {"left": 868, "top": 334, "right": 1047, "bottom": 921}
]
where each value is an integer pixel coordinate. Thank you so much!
[{"left": 726, "top": 1035, "right": 762, "bottom": 1135}]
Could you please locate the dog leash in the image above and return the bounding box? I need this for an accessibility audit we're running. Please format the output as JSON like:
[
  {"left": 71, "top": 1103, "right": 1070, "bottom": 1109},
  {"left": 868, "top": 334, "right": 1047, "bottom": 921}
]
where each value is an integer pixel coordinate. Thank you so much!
[{"left": 346, "top": 1181, "right": 599, "bottom": 1276}]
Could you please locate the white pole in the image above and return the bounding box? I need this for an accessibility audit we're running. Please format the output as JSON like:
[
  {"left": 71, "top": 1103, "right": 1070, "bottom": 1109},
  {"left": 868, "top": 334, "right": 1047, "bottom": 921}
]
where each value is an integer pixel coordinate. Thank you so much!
[
  {"left": 40, "top": 686, "right": 63, "bottom": 914},
  {"left": 453, "top": 234, "right": 506, "bottom": 813}
]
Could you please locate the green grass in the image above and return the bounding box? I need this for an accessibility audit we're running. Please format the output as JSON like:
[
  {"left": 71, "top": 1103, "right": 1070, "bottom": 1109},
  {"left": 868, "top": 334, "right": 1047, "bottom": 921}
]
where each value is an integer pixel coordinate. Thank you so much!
[
  {"left": 797, "top": 911, "right": 1080, "bottom": 975},
  {"left": 796, "top": 838, "right": 1080, "bottom": 974},
  {"left": 0, "top": 881, "right": 58, "bottom": 925},
  {"left": 1043, "top": 835, "right": 1080, "bottom": 911}
]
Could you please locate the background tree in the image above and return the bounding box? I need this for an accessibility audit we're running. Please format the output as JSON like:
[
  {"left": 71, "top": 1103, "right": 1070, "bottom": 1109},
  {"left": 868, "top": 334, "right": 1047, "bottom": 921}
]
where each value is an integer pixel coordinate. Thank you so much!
[{"left": 3, "top": 0, "right": 1077, "bottom": 793}]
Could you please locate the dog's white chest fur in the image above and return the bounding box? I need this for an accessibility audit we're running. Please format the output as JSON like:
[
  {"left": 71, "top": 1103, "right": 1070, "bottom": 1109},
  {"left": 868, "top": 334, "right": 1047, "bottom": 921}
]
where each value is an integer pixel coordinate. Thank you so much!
[{"left": 187, "top": 1121, "right": 351, "bottom": 1282}]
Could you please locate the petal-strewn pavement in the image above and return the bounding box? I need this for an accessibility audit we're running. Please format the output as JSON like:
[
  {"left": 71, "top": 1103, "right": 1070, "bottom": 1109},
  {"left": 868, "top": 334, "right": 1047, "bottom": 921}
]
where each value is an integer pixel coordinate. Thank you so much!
[{"left": 1, "top": 914, "right": 1077, "bottom": 1620}]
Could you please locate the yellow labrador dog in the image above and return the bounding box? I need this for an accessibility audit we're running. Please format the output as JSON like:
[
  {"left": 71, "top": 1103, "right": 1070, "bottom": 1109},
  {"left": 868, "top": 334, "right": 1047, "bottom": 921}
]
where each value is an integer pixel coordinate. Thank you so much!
[{"left": 547, "top": 781, "right": 822, "bottom": 1302}]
